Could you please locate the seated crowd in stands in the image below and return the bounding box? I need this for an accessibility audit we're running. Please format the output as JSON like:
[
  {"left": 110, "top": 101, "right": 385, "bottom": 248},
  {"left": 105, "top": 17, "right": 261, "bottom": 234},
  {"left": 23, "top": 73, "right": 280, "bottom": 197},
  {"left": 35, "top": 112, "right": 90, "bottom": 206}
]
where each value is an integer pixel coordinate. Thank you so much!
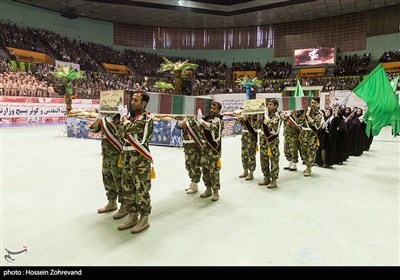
[
  {"left": 0, "top": 20, "right": 399, "bottom": 99},
  {"left": 333, "top": 54, "right": 370, "bottom": 76},
  {"left": 380, "top": 50, "right": 400, "bottom": 63}
]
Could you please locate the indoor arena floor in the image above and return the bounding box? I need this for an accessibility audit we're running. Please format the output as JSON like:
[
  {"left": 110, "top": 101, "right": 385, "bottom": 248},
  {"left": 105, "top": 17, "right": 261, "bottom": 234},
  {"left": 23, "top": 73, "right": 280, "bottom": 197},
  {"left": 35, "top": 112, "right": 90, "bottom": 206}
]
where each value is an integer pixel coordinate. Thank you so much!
[{"left": 1, "top": 125, "right": 399, "bottom": 266}]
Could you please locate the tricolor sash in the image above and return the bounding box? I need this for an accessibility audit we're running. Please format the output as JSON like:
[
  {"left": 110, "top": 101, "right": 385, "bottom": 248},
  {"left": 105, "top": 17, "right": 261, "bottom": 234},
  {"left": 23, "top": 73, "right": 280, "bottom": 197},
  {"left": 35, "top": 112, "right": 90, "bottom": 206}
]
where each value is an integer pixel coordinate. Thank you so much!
[
  {"left": 125, "top": 112, "right": 153, "bottom": 163},
  {"left": 101, "top": 117, "right": 122, "bottom": 152},
  {"left": 184, "top": 120, "right": 203, "bottom": 148},
  {"left": 126, "top": 134, "right": 153, "bottom": 162},
  {"left": 287, "top": 115, "right": 301, "bottom": 131}
]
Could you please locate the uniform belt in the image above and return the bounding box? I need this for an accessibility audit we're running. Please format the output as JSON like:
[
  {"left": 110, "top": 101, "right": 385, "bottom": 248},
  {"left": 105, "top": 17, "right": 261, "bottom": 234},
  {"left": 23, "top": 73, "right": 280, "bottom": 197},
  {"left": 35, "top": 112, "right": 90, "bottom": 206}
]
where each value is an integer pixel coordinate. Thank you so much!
[
  {"left": 122, "top": 146, "right": 136, "bottom": 151},
  {"left": 259, "top": 131, "right": 278, "bottom": 136},
  {"left": 183, "top": 140, "right": 195, "bottom": 144}
]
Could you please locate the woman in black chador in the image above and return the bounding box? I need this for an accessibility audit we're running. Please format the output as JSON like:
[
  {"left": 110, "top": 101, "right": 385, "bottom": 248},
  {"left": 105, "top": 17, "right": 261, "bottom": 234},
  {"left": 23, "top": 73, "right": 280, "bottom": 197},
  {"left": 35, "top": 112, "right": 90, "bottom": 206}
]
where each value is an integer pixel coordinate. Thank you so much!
[
  {"left": 334, "top": 108, "right": 349, "bottom": 165},
  {"left": 349, "top": 108, "right": 364, "bottom": 157},
  {"left": 316, "top": 107, "right": 340, "bottom": 168}
]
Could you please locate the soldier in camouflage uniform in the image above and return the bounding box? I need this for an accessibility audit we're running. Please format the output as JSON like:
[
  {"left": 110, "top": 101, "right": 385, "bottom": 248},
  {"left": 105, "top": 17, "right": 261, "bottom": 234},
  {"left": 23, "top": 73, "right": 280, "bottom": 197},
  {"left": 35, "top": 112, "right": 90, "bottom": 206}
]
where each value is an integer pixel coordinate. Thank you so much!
[
  {"left": 236, "top": 113, "right": 259, "bottom": 180},
  {"left": 117, "top": 91, "right": 154, "bottom": 234},
  {"left": 90, "top": 113, "right": 127, "bottom": 220},
  {"left": 259, "top": 98, "right": 282, "bottom": 188},
  {"left": 281, "top": 110, "right": 302, "bottom": 171},
  {"left": 177, "top": 117, "right": 203, "bottom": 194},
  {"left": 298, "top": 97, "right": 323, "bottom": 177},
  {"left": 197, "top": 101, "right": 224, "bottom": 202}
]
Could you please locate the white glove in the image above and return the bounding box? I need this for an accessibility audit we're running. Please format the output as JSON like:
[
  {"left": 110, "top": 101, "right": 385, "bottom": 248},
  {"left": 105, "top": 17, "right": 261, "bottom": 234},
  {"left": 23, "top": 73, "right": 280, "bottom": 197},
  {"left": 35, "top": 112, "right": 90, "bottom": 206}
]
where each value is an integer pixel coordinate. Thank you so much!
[
  {"left": 264, "top": 108, "right": 270, "bottom": 122},
  {"left": 306, "top": 106, "right": 311, "bottom": 116},
  {"left": 97, "top": 112, "right": 105, "bottom": 119},
  {"left": 264, "top": 115, "right": 270, "bottom": 125},
  {"left": 118, "top": 105, "right": 128, "bottom": 118},
  {"left": 197, "top": 108, "right": 203, "bottom": 124}
]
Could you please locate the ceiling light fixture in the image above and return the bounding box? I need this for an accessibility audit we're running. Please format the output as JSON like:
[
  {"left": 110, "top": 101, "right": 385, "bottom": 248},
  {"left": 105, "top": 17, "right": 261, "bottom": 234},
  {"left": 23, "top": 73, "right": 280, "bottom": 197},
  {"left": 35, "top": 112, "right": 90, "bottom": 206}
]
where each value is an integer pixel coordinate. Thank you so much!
[{"left": 178, "top": 0, "right": 184, "bottom": 6}]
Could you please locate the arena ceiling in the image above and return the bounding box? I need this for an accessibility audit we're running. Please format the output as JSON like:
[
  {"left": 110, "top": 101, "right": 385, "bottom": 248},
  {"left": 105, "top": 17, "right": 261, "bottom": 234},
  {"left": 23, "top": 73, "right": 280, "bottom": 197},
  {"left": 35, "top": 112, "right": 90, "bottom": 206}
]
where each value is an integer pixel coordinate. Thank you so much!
[{"left": 13, "top": 0, "right": 400, "bottom": 28}]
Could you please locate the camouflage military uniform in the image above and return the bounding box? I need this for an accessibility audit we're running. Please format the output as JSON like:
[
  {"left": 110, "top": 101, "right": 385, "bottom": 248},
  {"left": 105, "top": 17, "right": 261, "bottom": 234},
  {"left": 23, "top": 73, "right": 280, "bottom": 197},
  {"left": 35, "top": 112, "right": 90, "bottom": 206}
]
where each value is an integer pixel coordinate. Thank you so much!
[
  {"left": 237, "top": 115, "right": 259, "bottom": 172},
  {"left": 298, "top": 109, "right": 323, "bottom": 169},
  {"left": 90, "top": 116, "right": 123, "bottom": 203},
  {"left": 281, "top": 111, "right": 301, "bottom": 164},
  {"left": 199, "top": 115, "right": 224, "bottom": 190},
  {"left": 259, "top": 111, "right": 281, "bottom": 180},
  {"left": 120, "top": 111, "right": 154, "bottom": 215},
  {"left": 177, "top": 118, "right": 202, "bottom": 184}
]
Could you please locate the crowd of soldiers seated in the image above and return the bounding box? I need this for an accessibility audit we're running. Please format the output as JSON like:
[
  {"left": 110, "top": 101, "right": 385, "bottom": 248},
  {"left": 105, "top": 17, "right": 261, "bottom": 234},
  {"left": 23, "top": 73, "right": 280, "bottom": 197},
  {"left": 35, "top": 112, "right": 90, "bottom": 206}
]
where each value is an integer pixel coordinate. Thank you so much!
[
  {"left": 0, "top": 59, "right": 137, "bottom": 98},
  {"left": 0, "top": 60, "right": 55, "bottom": 97}
]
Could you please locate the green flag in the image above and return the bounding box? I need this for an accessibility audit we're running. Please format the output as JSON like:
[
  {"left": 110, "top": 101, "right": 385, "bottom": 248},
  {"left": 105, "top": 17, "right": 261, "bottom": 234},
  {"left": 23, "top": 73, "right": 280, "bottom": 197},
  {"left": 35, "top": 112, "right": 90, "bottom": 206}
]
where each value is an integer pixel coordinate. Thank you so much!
[
  {"left": 353, "top": 64, "right": 400, "bottom": 137},
  {"left": 308, "top": 90, "right": 314, "bottom": 97},
  {"left": 294, "top": 79, "right": 304, "bottom": 97},
  {"left": 390, "top": 76, "right": 399, "bottom": 95}
]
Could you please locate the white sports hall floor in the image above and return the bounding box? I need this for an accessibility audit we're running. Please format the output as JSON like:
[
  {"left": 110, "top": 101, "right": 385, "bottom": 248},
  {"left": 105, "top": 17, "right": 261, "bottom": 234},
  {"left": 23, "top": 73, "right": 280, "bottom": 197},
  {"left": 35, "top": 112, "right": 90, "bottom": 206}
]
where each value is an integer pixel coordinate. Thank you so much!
[{"left": 1, "top": 124, "right": 399, "bottom": 266}]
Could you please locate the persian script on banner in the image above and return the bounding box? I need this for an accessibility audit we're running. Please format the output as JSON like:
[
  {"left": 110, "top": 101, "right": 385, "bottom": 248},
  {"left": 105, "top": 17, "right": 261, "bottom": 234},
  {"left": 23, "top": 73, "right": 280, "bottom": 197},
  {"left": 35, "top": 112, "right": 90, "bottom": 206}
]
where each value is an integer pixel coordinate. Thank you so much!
[
  {"left": 243, "top": 99, "right": 266, "bottom": 115},
  {"left": 99, "top": 90, "right": 127, "bottom": 113}
]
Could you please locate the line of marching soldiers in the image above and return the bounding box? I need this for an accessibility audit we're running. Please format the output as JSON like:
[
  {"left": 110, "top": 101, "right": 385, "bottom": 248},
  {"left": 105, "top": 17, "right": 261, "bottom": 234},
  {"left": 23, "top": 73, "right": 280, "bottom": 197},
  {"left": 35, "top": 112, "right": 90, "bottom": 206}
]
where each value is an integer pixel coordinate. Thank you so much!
[
  {"left": 234, "top": 97, "right": 323, "bottom": 188},
  {"left": 90, "top": 90, "right": 225, "bottom": 234},
  {"left": 232, "top": 97, "right": 374, "bottom": 190},
  {"left": 178, "top": 96, "right": 324, "bottom": 194},
  {"left": 89, "top": 92, "right": 323, "bottom": 234}
]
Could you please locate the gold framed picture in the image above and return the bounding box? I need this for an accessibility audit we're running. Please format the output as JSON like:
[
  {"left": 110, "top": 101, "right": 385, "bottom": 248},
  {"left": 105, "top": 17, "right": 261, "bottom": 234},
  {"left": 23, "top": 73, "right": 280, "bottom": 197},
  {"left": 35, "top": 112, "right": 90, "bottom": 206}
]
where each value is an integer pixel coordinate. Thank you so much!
[
  {"left": 243, "top": 99, "right": 265, "bottom": 115},
  {"left": 99, "top": 90, "right": 126, "bottom": 113}
]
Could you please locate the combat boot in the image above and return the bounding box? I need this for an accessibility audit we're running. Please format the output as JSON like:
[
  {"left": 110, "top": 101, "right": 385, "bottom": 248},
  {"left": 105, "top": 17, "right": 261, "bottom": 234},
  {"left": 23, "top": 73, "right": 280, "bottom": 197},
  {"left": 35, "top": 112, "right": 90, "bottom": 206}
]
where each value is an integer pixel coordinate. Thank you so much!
[
  {"left": 131, "top": 215, "right": 150, "bottom": 234},
  {"left": 258, "top": 177, "right": 271, "bottom": 186},
  {"left": 245, "top": 171, "right": 254, "bottom": 180},
  {"left": 211, "top": 188, "right": 219, "bottom": 201},
  {"left": 113, "top": 203, "right": 128, "bottom": 220},
  {"left": 303, "top": 166, "right": 311, "bottom": 177},
  {"left": 267, "top": 179, "right": 277, "bottom": 189},
  {"left": 284, "top": 161, "right": 292, "bottom": 170},
  {"left": 239, "top": 169, "right": 248, "bottom": 178},
  {"left": 185, "top": 182, "right": 194, "bottom": 191},
  {"left": 289, "top": 162, "right": 297, "bottom": 171},
  {"left": 186, "top": 182, "right": 198, "bottom": 194},
  {"left": 200, "top": 187, "right": 212, "bottom": 198},
  {"left": 117, "top": 213, "right": 138, "bottom": 230},
  {"left": 97, "top": 199, "right": 117, "bottom": 214}
]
